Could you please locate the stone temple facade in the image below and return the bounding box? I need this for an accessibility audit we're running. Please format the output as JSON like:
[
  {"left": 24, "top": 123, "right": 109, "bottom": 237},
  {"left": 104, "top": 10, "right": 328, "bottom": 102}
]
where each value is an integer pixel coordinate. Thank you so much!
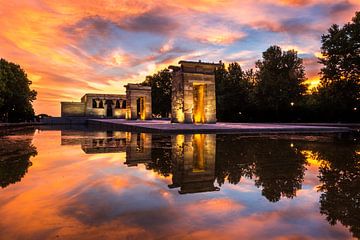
[
  {"left": 169, "top": 134, "right": 218, "bottom": 194},
  {"left": 169, "top": 60, "right": 220, "bottom": 124},
  {"left": 61, "top": 84, "right": 152, "bottom": 119},
  {"left": 61, "top": 93, "right": 127, "bottom": 118},
  {"left": 125, "top": 84, "right": 152, "bottom": 120}
]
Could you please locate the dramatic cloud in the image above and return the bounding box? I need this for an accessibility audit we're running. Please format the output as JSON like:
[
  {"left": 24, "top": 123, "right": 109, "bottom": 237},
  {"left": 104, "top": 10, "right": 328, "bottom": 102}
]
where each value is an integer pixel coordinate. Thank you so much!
[{"left": 0, "top": 0, "right": 359, "bottom": 115}]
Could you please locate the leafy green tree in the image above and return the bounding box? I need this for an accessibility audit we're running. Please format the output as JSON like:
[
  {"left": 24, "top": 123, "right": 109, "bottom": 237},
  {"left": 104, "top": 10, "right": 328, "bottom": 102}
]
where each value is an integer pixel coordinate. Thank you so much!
[
  {"left": 0, "top": 59, "right": 37, "bottom": 122},
  {"left": 316, "top": 12, "right": 360, "bottom": 121},
  {"left": 254, "top": 46, "right": 307, "bottom": 121},
  {"left": 142, "top": 69, "right": 172, "bottom": 118}
]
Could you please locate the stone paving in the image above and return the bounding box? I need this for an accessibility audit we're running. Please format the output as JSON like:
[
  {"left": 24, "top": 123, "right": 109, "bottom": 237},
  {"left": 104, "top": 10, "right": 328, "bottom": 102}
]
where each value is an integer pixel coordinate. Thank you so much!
[{"left": 87, "top": 119, "right": 351, "bottom": 134}]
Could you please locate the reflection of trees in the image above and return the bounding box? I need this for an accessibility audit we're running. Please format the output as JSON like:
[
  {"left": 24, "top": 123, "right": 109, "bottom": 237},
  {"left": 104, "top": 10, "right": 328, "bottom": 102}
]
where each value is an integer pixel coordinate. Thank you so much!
[
  {"left": 216, "top": 136, "right": 307, "bottom": 202},
  {"left": 251, "top": 139, "right": 307, "bottom": 202},
  {"left": 146, "top": 135, "right": 173, "bottom": 177},
  {"left": 215, "top": 136, "right": 254, "bottom": 186},
  {"left": 0, "top": 130, "right": 37, "bottom": 188},
  {"left": 146, "top": 135, "right": 308, "bottom": 202},
  {"left": 316, "top": 141, "right": 360, "bottom": 239}
]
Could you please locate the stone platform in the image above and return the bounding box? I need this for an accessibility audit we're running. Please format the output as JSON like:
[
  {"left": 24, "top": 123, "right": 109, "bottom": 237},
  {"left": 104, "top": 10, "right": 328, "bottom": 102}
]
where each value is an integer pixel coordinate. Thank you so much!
[{"left": 87, "top": 119, "right": 351, "bottom": 134}]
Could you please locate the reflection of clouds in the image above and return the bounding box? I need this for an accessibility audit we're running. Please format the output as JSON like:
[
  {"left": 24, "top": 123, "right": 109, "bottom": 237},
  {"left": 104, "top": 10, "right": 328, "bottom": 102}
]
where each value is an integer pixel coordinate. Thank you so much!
[{"left": 0, "top": 130, "right": 356, "bottom": 239}]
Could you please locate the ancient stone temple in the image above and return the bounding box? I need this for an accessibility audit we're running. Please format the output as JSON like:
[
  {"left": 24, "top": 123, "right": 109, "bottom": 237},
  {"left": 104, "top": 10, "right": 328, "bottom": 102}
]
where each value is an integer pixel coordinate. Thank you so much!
[
  {"left": 61, "top": 85, "right": 152, "bottom": 119},
  {"left": 169, "top": 134, "right": 218, "bottom": 194},
  {"left": 124, "top": 132, "right": 152, "bottom": 166},
  {"left": 169, "top": 60, "right": 221, "bottom": 124},
  {"left": 61, "top": 94, "right": 127, "bottom": 118},
  {"left": 124, "top": 84, "right": 152, "bottom": 120}
]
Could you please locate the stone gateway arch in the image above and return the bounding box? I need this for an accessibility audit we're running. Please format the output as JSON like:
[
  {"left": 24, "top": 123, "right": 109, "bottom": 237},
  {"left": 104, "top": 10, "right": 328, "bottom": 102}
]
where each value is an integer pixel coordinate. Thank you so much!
[{"left": 169, "top": 60, "right": 221, "bottom": 124}]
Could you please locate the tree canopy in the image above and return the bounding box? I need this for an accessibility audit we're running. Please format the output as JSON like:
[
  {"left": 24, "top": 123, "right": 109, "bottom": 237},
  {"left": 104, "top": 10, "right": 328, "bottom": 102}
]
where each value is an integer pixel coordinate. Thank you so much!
[
  {"left": 254, "top": 45, "right": 307, "bottom": 121},
  {"left": 0, "top": 59, "right": 37, "bottom": 122},
  {"left": 315, "top": 12, "right": 360, "bottom": 121},
  {"left": 142, "top": 69, "right": 172, "bottom": 118}
]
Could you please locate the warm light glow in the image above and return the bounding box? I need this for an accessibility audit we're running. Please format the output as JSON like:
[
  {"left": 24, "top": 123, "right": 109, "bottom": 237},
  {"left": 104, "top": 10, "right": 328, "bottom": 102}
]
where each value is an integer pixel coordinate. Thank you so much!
[
  {"left": 0, "top": 1, "right": 359, "bottom": 116},
  {"left": 193, "top": 84, "right": 206, "bottom": 123},
  {"left": 192, "top": 134, "right": 206, "bottom": 172}
]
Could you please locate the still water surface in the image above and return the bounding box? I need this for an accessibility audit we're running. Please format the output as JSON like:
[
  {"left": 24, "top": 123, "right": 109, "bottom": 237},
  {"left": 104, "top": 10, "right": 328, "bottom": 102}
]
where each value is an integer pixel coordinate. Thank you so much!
[{"left": 0, "top": 127, "right": 359, "bottom": 239}]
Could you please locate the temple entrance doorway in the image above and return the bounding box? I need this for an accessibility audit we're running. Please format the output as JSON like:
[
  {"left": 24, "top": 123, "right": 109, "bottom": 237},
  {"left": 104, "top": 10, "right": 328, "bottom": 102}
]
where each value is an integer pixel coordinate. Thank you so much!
[
  {"left": 193, "top": 84, "right": 206, "bottom": 123},
  {"left": 106, "top": 100, "right": 113, "bottom": 117},
  {"left": 136, "top": 97, "right": 145, "bottom": 120}
]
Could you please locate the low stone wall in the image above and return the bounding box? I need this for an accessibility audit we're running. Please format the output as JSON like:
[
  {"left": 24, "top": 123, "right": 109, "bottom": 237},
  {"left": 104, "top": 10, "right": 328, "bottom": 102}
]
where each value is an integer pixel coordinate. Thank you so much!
[{"left": 61, "top": 102, "right": 85, "bottom": 117}]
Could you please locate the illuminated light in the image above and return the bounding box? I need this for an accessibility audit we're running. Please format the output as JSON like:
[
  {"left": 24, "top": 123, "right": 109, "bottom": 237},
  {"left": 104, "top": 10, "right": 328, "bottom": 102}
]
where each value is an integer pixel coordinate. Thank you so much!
[
  {"left": 314, "top": 52, "right": 324, "bottom": 58},
  {"left": 113, "top": 53, "right": 126, "bottom": 65},
  {"left": 175, "top": 134, "right": 185, "bottom": 149},
  {"left": 138, "top": 97, "right": 145, "bottom": 120},
  {"left": 305, "top": 77, "right": 321, "bottom": 91},
  {"left": 176, "top": 109, "right": 185, "bottom": 123},
  {"left": 354, "top": 107, "right": 357, "bottom": 111},
  {"left": 301, "top": 150, "right": 329, "bottom": 168},
  {"left": 290, "top": 143, "right": 294, "bottom": 147},
  {"left": 193, "top": 134, "right": 206, "bottom": 172},
  {"left": 290, "top": 102, "right": 294, "bottom": 107},
  {"left": 193, "top": 84, "right": 206, "bottom": 123}
]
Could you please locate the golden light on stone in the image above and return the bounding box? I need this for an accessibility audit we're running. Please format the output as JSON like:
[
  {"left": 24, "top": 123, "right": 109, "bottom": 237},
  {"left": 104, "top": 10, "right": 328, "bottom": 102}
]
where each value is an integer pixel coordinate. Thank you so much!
[
  {"left": 169, "top": 60, "right": 220, "bottom": 124},
  {"left": 124, "top": 84, "right": 152, "bottom": 120},
  {"left": 192, "top": 134, "right": 206, "bottom": 172},
  {"left": 193, "top": 84, "right": 206, "bottom": 123}
]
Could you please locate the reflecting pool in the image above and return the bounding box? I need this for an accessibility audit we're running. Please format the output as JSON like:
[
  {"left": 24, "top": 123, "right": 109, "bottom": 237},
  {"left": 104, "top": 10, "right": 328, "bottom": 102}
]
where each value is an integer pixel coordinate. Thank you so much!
[{"left": 0, "top": 127, "right": 359, "bottom": 239}]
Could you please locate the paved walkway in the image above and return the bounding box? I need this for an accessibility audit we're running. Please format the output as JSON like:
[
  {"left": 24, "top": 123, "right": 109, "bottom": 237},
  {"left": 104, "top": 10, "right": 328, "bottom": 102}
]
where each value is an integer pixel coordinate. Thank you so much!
[{"left": 87, "top": 119, "right": 351, "bottom": 134}]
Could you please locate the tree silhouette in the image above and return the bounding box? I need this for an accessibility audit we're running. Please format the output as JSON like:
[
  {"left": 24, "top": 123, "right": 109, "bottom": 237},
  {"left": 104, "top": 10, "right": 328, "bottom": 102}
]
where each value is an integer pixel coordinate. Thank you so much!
[
  {"left": 142, "top": 69, "right": 172, "bottom": 118},
  {"left": 145, "top": 135, "right": 173, "bottom": 177},
  {"left": 215, "top": 62, "right": 254, "bottom": 121},
  {"left": 0, "top": 59, "right": 37, "bottom": 122},
  {"left": 254, "top": 46, "right": 307, "bottom": 121},
  {"left": 316, "top": 12, "right": 360, "bottom": 121},
  {"left": 317, "top": 141, "right": 360, "bottom": 239},
  {"left": 215, "top": 135, "right": 254, "bottom": 186},
  {"left": 215, "top": 135, "right": 307, "bottom": 202},
  {"left": 0, "top": 129, "right": 37, "bottom": 188},
  {"left": 251, "top": 139, "right": 307, "bottom": 202}
]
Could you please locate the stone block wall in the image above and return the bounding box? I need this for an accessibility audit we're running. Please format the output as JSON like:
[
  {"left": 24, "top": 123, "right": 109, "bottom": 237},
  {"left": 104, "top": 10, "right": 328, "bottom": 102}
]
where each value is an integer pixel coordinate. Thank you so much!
[
  {"left": 61, "top": 102, "right": 85, "bottom": 117},
  {"left": 170, "top": 61, "right": 220, "bottom": 124},
  {"left": 125, "top": 84, "right": 152, "bottom": 120},
  {"left": 170, "top": 134, "right": 218, "bottom": 194}
]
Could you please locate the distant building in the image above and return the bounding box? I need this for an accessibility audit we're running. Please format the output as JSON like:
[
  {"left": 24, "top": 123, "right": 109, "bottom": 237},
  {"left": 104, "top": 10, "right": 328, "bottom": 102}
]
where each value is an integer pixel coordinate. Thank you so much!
[
  {"left": 124, "top": 84, "right": 152, "bottom": 120},
  {"left": 169, "top": 60, "right": 220, "bottom": 124},
  {"left": 61, "top": 93, "right": 127, "bottom": 118},
  {"left": 61, "top": 84, "right": 152, "bottom": 119}
]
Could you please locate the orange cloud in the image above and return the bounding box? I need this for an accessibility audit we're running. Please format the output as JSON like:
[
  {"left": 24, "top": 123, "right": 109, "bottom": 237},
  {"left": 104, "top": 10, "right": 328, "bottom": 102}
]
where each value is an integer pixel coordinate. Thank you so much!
[{"left": 1, "top": 0, "right": 359, "bottom": 116}]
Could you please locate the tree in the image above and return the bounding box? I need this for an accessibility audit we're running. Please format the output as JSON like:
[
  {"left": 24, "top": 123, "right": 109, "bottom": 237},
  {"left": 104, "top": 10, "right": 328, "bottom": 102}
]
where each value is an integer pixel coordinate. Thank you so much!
[
  {"left": 316, "top": 141, "right": 360, "bottom": 239},
  {"left": 142, "top": 69, "right": 172, "bottom": 118},
  {"left": 316, "top": 12, "right": 360, "bottom": 121},
  {"left": 0, "top": 128, "right": 37, "bottom": 188},
  {"left": 254, "top": 46, "right": 307, "bottom": 121},
  {"left": 0, "top": 59, "right": 37, "bottom": 122},
  {"left": 215, "top": 62, "right": 254, "bottom": 121}
]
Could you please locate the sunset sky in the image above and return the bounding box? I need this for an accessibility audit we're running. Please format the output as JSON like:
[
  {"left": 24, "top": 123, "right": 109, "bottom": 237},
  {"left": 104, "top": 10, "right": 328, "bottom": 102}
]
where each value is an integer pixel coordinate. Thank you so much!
[{"left": 0, "top": 0, "right": 359, "bottom": 116}]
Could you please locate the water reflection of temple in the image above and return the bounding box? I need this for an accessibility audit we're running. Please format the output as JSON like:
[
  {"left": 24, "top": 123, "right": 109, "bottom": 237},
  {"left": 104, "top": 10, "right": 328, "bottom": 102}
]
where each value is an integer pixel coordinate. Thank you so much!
[
  {"left": 124, "top": 133, "right": 152, "bottom": 166},
  {"left": 169, "top": 134, "right": 219, "bottom": 194},
  {"left": 58, "top": 130, "right": 360, "bottom": 238},
  {"left": 63, "top": 130, "right": 218, "bottom": 194}
]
